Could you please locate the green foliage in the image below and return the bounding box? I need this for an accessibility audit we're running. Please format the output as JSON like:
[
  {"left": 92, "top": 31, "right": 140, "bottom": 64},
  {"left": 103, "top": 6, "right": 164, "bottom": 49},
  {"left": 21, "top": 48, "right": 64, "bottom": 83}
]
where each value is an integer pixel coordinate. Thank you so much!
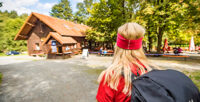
[
  {"left": 134, "top": 1, "right": 190, "bottom": 53},
  {"left": 50, "top": 0, "right": 73, "bottom": 20},
  {"left": 0, "top": 10, "right": 27, "bottom": 53},
  {"left": 73, "top": 3, "right": 87, "bottom": 24},
  {"left": 73, "top": 0, "right": 93, "bottom": 24},
  {"left": 81, "top": 0, "right": 200, "bottom": 52},
  {"left": 0, "top": 2, "right": 2, "bottom": 7},
  {"left": 86, "top": 0, "right": 134, "bottom": 43},
  {"left": 9, "top": 11, "right": 18, "bottom": 18},
  {"left": 0, "top": 53, "right": 6, "bottom": 56},
  {"left": 86, "top": 29, "right": 105, "bottom": 42}
]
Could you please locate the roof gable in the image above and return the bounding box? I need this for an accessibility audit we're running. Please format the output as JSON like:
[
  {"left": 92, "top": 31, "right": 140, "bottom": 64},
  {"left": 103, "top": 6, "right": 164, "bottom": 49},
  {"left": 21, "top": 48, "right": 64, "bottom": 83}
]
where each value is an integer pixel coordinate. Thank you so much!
[
  {"left": 15, "top": 12, "right": 90, "bottom": 40},
  {"left": 43, "top": 32, "right": 77, "bottom": 45}
]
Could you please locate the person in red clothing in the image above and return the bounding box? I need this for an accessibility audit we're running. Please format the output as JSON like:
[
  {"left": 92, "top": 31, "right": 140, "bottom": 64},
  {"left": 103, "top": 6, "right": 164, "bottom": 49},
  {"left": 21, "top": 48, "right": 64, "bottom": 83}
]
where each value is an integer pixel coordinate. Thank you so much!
[{"left": 96, "top": 22, "right": 153, "bottom": 102}]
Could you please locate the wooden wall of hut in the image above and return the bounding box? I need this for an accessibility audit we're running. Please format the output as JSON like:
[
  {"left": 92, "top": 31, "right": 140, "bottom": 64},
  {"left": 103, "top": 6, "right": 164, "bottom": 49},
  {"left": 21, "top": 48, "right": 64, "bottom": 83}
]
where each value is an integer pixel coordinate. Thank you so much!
[
  {"left": 71, "top": 37, "right": 85, "bottom": 49},
  {"left": 27, "top": 20, "right": 53, "bottom": 55}
]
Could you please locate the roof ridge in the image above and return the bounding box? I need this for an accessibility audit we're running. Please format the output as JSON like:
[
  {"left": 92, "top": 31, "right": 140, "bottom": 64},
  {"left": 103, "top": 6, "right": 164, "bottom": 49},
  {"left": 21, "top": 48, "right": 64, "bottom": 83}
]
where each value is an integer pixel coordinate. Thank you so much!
[{"left": 15, "top": 12, "right": 90, "bottom": 40}]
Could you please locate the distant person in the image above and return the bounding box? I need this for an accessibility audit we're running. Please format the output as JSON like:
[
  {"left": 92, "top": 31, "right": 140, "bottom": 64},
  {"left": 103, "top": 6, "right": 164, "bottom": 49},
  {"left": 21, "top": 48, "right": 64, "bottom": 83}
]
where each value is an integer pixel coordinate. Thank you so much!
[
  {"left": 143, "top": 46, "right": 147, "bottom": 53},
  {"left": 103, "top": 48, "right": 107, "bottom": 54},
  {"left": 167, "top": 46, "right": 171, "bottom": 53},
  {"left": 196, "top": 46, "right": 199, "bottom": 51},
  {"left": 177, "top": 47, "right": 183, "bottom": 53},
  {"left": 99, "top": 47, "right": 103, "bottom": 56},
  {"left": 173, "top": 47, "right": 178, "bottom": 54},
  {"left": 96, "top": 23, "right": 152, "bottom": 101}
]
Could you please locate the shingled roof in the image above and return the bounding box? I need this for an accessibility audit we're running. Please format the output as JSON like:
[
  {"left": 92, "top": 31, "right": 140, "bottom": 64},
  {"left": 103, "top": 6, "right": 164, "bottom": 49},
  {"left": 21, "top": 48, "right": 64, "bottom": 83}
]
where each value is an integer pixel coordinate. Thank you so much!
[
  {"left": 42, "top": 32, "right": 77, "bottom": 45},
  {"left": 15, "top": 12, "right": 90, "bottom": 40}
]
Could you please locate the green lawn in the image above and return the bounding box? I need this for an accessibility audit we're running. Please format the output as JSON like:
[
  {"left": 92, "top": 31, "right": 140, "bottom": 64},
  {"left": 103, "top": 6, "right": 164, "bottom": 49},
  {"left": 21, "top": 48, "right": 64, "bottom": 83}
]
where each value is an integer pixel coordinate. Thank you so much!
[
  {"left": 184, "top": 71, "right": 200, "bottom": 90},
  {"left": 0, "top": 73, "right": 2, "bottom": 84},
  {"left": 0, "top": 53, "right": 6, "bottom": 56}
]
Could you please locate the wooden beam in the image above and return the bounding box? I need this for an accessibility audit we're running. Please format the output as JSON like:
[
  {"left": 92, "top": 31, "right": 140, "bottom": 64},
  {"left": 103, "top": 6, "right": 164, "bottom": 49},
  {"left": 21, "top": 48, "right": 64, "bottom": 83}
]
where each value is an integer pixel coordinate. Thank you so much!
[
  {"left": 18, "top": 35, "right": 28, "bottom": 39},
  {"left": 26, "top": 22, "right": 35, "bottom": 27}
]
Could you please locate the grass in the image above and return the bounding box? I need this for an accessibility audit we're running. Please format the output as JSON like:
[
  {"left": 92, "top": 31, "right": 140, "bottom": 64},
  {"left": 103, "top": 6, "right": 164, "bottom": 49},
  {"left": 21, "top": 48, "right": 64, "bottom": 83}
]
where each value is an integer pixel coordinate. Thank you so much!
[
  {"left": 0, "top": 73, "right": 2, "bottom": 84},
  {"left": 183, "top": 71, "right": 200, "bottom": 90},
  {"left": 0, "top": 53, "right": 6, "bottom": 56},
  {"left": 84, "top": 68, "right": 104, "bottom": 75},
  {"left": 84, "top": 68, "right": 200, "bottom": 90},
  {"left": 84, "top": 68, "right": 104, "bottom": 84}
]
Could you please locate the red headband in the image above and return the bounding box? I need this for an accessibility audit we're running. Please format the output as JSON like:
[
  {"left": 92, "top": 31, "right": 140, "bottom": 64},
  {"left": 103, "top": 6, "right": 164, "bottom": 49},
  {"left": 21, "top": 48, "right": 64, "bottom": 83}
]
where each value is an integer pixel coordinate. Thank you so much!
[{"left": 116, "top": 33, "right": 143, "bottom": 50}]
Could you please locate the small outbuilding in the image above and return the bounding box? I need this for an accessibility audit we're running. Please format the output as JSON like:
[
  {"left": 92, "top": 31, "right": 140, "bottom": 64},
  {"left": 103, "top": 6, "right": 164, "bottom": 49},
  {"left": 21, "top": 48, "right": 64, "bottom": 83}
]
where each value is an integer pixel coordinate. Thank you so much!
[{"left": 14, "top": 12, "right": 90, "bottom": 59}]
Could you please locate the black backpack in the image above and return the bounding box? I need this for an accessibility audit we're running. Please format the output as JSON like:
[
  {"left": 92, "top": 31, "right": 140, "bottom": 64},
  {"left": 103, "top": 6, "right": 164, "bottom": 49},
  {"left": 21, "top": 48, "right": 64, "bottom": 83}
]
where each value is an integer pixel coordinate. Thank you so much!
[{"left": 131, "top": 69, "right": 200, "bottom": 102}]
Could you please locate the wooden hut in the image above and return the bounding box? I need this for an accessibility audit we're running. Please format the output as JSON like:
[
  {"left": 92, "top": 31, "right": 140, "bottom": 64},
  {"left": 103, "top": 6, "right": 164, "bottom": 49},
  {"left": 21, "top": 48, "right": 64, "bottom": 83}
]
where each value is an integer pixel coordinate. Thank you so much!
[{"left": 14, "top": 12, "right": 90, "bottom": 59}]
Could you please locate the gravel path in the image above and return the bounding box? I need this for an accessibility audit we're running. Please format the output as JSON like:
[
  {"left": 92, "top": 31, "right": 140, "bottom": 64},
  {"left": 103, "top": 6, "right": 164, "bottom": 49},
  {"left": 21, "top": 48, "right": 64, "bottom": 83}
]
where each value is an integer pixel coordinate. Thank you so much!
[
  {"left": 0, "top": 55, "right": 44, "bottom": 65},
  {"left": 0, "top": 55, "right": 199, "bottom": 102},
  {"left": 0, "top": 55, "right": 101, "bottom": 102}
]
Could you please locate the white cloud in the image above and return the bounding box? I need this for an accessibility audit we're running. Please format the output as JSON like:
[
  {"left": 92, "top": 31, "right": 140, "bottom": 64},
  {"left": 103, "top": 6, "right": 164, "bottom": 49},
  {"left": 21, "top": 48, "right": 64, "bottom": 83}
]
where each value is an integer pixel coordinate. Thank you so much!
[
  {"left": 36, "top": 2, "right": 56, "bottom": 15},
  {"left": 70, "top": 0, "right": 84, "bottom": 13},
  {"left": 15, "top": 0, "right": 39, "bottom": 6},
  {"left": 37, "top": 2, "right": 56, "bottom": 10},
  {"left": 0, "top": 0, "right": 82, "bottom": 15},
  {"left": 1, "top": 0, "right": 56, "bottom": 15},
  {"left": 72, "top": 0, "right": 84, "bottom": 2},
  {"left": 1, "top": 0, "right": 39, "bottom": 15}
]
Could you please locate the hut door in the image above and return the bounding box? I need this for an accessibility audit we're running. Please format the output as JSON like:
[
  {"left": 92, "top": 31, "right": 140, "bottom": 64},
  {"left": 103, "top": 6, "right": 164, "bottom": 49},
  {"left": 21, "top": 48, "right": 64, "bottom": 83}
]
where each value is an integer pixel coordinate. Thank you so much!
[{"left": 58, "top": 46, "right": 63, "bottom": 53}]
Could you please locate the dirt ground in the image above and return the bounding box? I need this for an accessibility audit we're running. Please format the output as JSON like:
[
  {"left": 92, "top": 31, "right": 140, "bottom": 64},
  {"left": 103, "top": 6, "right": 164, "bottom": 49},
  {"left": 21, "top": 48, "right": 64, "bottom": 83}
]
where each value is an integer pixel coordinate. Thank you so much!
[{"left": 0, "top": 55, "right": 199, "bottom": 102}]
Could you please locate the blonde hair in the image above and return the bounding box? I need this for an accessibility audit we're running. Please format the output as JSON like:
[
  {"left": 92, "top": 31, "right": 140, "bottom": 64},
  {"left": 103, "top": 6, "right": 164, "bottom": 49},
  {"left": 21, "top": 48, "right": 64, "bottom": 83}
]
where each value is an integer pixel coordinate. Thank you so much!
[{"left": 98, "top": 22, "right": 153, "bottom": 96}]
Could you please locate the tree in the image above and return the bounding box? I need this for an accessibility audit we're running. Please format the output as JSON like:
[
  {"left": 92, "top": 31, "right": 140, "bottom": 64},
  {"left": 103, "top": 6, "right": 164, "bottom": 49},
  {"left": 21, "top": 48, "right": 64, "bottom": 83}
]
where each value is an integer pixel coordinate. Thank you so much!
[
  {"left": 0, "top": 11, "right": 27, "bottom": 52},
  {"left": 73, "top": 0, "right": 94, "bottom": 24},
  {"left": 87, "top": 0, "right": 134, "bottom": 45},
  {"left": 133, "top": 0, "right": 189, "bottom": 53},
  {"left": 0, "top": 2, "right": 2, "bottom": 7},
  {"left": 73, "top": 3, "right": 87, "bottom": 24},
  {"left": 86, "top": 29, "right": 105, "bottom": 42},
  {"left": 20, "top": 13, "right": 28, "bottom": 20},
  {"left": 9, "top": 10, "right": 18, "bottom": 18},
  {"left": 0, "top": 18, "right": 27, "bottom": 52},
  {"left": 50, "top": 0, "right": 73, "bottom": 20}
]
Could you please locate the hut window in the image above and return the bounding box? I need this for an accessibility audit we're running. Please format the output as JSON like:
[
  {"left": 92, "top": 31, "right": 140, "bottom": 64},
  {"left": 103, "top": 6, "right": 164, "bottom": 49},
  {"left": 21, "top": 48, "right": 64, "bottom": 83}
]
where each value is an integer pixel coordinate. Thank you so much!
[
  {"left": 74, "top": 44, "right": 77, "bottom": 48},
  {"left": 35, "top": 43, "right": 40, "bottom": 50},
  {"left": 41, "top": 37, "right": 46, "bottom": 42},
  {"left": 81, "top": 42, "right": 84, "bottom": 47},
  {"left": 66, "top": 45, "right": 70, "bottom": 50}
]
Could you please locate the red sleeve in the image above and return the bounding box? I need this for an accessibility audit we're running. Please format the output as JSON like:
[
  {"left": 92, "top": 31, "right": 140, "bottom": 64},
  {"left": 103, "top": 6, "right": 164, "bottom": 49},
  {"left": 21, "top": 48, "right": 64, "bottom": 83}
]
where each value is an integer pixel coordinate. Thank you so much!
[
  {"left": 96, "top": 77, "right": 116, "bottom": 102},
  {"left": 96, "top": 76, "right": 131, "bottom": 102}
]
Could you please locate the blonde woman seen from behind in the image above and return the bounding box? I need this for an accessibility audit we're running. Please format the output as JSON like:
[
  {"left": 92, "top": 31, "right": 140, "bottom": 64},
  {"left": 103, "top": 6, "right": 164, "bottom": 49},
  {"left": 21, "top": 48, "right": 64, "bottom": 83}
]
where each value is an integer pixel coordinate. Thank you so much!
[{"left": 96, "top": 22, "right": 153, "bottom": 102}]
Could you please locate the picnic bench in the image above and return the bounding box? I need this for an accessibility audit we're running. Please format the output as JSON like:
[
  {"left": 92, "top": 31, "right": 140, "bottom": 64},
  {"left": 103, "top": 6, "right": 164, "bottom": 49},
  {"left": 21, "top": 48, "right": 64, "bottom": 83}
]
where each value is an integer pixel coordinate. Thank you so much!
[
  {"left": 145, "top": 53, "right": 189, "bottom": 61},
  {"left": 102, "top": 52, "right": 114, "bottom": 56},
  {"left": 98, "top": 50, "right": 114, "bottom": 56}
]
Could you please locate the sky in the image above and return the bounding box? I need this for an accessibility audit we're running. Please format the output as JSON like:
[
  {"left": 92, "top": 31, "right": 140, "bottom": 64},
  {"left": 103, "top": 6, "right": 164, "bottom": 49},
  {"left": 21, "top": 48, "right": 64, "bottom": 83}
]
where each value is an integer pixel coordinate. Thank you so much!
[{"left": 0, "top": 0, "right": 84, "bottom": 16}]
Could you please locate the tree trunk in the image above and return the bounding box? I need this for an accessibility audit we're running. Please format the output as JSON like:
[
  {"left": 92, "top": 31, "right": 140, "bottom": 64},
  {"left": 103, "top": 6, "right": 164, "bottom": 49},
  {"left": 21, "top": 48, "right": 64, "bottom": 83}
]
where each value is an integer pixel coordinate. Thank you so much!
[
  {"left": 121, "top": 0, "right": 125, "bottom": 19},
  {"left": 89, "top": 41, "right": 92, "bottom": 50},
  {"left": 111, "top": 43, "right": 114, "bottom": 50},
  {"left": 148, "top": 30, "right": 153, "bottom": 52},
  {"left": 157, "top": 27, "right": 164, "bottom": 53}
]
